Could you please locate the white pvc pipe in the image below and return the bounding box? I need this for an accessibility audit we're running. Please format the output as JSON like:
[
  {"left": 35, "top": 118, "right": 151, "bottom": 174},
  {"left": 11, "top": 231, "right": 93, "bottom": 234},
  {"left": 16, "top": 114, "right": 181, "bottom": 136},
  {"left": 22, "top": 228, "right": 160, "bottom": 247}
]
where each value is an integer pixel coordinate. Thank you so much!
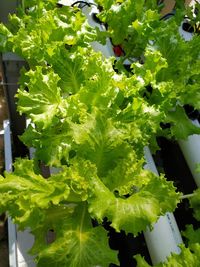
[
  {"left": 26, "top": 119, "right": 35, "bottom": 159},
  {"left": 81, "top": 3, "right": 114, "bottom": 57},
  {"left": 179, "top": 21, "right": 193, "bottom": 41},
  {"left": 177, "top": 0, "right": 200, "bottom": 187},
  {"left": 3, "top": 120, "right": 18, "bottom": 267},
  {"left": 144, "top": 147, "right": 182, "bottom": 264},
  {"left": 178, "top": 119, "right": 200, "bottom": 188},
  {"left": 4, "top": 120, "right": 13, "bottom": 172},
  {"left": 58, "top": 0, "right": 75, "bottom": 5}
]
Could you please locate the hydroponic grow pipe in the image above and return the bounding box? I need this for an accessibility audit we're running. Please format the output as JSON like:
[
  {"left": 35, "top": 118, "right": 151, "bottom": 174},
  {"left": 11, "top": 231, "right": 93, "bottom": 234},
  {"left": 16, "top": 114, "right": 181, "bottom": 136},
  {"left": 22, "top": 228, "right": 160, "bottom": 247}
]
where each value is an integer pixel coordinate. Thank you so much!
[
  {"left": 78, "top": 1, "right": 184, "bottom": 265},
  {"left": 178, "top": 119, "right": 200, "bottom": 187},
  {"left": 143, "top": 147, "right": 182, "bottom": 265},
  {"left": 81, "top": 1, "right": 114, "bottom": 57},
  {"left": 3, "top": 120, "right": 18, "bottom": 267},
  {"left": 177, "top": 0, "right": 200, "bottom": 187}
]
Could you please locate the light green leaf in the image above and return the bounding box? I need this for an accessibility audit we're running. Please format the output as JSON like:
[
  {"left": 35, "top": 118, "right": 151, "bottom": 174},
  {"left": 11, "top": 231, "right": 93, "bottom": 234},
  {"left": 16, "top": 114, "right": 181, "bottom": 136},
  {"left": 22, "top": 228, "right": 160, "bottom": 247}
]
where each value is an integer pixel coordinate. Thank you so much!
[
  {"left": 0, "top": 23, "right": 12, "bottom": 51},
  {"left": 17, "top": 67, "right": 62, "bottom": 129},
  {"left": 131, "top": 47, "right": 168, "bottom": 85},
  {"left": 47, "top": 47, "right": 85, "bottom": 94},
  {"left": 78, "top": 54, "right": 119, "bottom": 111},
  {"left": 102, "top": 151, "right": 146, "bottom": 196},
  {"left": 167, "top": 106, "right": 200, "bottom": 140},
  {"left": 182, "top": 225, "right": 200, "bottom": 249},
  {"left": 0, "top": 159, "right": 70, "bottom": 229},
  {"left": 4, "top": 5, "right": 95, "bottom": 65},
  {"left": 189, "top": 188, "right": 200, "bottom": 222},
  {"left": 87, "top": 165, "right": 180, "bottom": 235},
  {"left": 135, "top": 244, "right": 200, "bottom": 266},
  {"left": 20, "top": 123, "right": 72, "bottom": 167},
  {"left": 70, "top": 111, "right": 134, "bottom": 177},
  {"left": 31, "top": 204, "right": 118, "bottom": 267}
]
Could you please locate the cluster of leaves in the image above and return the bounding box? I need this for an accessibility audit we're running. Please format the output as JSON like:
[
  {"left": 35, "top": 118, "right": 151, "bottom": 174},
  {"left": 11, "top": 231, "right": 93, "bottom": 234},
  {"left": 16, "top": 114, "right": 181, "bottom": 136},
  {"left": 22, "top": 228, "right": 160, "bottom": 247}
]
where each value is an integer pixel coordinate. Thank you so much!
[
  {"left": 97, "top": 0, "right": 200, "bottom": 137},
  {"left": 0, "top": 0, "right": 200, "bottom": 266}
]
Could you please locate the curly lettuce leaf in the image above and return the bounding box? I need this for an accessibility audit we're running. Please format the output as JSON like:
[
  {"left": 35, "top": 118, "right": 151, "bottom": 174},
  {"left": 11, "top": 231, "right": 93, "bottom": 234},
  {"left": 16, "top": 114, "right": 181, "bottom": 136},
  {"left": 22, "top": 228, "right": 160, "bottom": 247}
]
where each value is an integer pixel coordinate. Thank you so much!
[
  {"left": 88, "top": 173, "right": 180, "bottom": 235},
  {"left": 152, "top": 24, "right": 200, "bottom": 110},
  {"left": 0, "top": 159, "right": 70, "bottom": 229},
  {"left": 72, "top": 159, "right": 180, "bottom": 235},
  {"left": 182, "top": 225, "right": 200, "bottom": 249},
  {"left": 1, "top": 4, "right": 95, "bottom": 65},
  {"left": 46, "top": 47, "right": 85, "bottom": 94},
  {"left": 166, "top": 106, "right": 200, "bottom": 140},
  {"left": 18, "top": 63, "right": 163, "bottom": 173},
  {"left": 96, "top": 0, "right": 159, "bottom": 52},
  {"left": 0, "top": 23, "right": 12, "bottom": 51},
  {"left": 0, "top": 160, "right": 118, "bottom": 267},
  {"left": 97, "top": 1, "right": 200, "bottom": 139},
  {"left": 17, "top": 67, "right": 63, "bottom": 129},
  {"left": 20, "top": 123, "right": 73, "bottom": 166},
  {"left": 42, "top": 158, "right": 180, "bottom": 236},
  {"left": 17, "top": 0, "right": 58, "bottom": 13},
  {"left": 189, "top": 188, "right": 200, "bottom": 222},
  {"left": 70, "top": 111, "right": 134, "bottom": 177},
  {"left": 102, "top": 151, "right": 146, "bottom": 196},
  {"left": 31, "top": 204, "right": 118, "bottom": 267}
]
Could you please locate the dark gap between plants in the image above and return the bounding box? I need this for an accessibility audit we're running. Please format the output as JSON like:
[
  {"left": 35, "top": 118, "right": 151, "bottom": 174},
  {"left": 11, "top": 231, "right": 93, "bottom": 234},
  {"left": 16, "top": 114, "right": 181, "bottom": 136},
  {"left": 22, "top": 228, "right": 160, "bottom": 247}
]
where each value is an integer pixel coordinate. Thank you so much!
[
  {"left": 154, "top": 137, "right": 199, "bottom": 232},
  {"left": 108, "top": 228, "right": 152, "bottom": 267}
]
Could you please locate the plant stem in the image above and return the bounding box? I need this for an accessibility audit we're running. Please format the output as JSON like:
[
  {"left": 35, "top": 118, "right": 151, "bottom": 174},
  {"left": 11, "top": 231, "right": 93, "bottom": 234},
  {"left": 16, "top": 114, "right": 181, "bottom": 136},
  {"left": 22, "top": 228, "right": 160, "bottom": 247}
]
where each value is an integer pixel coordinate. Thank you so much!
[
  {"left": 180, "top": 193, "right": 195, "bottom": 200},
  {"left": 22, "top": 0, "right": 25, "bottom": 12}
]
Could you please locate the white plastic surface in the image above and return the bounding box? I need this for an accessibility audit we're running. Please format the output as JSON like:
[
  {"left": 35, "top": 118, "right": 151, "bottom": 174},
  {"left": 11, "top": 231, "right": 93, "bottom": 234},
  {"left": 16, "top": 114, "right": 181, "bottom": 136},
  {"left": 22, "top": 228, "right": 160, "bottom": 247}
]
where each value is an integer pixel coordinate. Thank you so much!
[
  {"left": 178, "top": 21, "right": 193, "bottom": 41},
  {"left": 144, "top": 147, "right": 182, "bottom": 265},
  {"left": 58, "top": 0, "right": 75, "bottom": 5},
  {"left": 81, "top": 3, "right": 114, "bottom": 57},
  {"left": 178, "top": 119, "right": 200, "bottom": 188},
  {"left": 4, "top": 120, "right": 18, "bottom": 267},
  {"left": 17, "top": 229, "right": 35, "bottom": 267},
  {"left": 2, "top": 52, "right": 23, "bottom": 61}
]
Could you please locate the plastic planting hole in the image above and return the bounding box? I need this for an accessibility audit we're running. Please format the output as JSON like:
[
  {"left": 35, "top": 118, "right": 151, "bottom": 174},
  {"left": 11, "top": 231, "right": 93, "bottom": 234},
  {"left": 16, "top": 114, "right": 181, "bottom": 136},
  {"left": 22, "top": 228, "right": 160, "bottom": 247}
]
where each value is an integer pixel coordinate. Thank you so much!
[
  {"left": 46, "top": 229, "right": 56, "bottom": 244},
  {"left": 182, "top": 22, "right": 194, "bottom": 33}
]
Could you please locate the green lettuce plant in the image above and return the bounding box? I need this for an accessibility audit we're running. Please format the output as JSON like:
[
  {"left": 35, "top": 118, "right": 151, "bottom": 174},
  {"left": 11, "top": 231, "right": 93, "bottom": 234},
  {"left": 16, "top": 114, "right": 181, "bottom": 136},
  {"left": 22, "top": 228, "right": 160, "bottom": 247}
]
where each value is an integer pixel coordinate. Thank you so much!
[{"left": 0, "top": 0, "right": 200, "bottom": 266}]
